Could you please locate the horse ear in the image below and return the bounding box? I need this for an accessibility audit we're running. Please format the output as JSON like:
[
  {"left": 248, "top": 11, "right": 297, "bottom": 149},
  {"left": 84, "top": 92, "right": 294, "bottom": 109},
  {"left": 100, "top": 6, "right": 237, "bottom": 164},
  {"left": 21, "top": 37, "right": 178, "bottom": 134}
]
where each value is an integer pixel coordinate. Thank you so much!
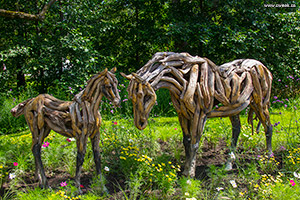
[
  {"left": 102, "top": 68, "right": 108, "bottom": 75},
  {"left": 121, "top": 72, "right": 133, "bottom": 80},
  {"left": 132, "top": 73, "right": 144, "bottom": 83},
  {"left": 110, "top": 67, "right": 117, "bottom": 73}
]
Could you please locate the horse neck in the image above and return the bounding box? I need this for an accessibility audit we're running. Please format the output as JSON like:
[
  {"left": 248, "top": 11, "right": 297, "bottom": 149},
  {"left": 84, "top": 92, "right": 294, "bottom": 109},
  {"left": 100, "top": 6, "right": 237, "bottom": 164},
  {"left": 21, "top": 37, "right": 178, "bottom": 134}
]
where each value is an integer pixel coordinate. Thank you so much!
[{"left": 74, "top": 84, "right": 104, "bottom": 110}]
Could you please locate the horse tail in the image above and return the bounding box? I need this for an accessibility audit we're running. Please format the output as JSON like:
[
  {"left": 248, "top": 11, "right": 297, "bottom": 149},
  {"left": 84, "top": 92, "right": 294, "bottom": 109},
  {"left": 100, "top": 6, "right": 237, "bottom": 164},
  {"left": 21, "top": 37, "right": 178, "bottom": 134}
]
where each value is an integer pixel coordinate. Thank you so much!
[{"left": 11, "top": 98, "right": 33, "bottom": 117}]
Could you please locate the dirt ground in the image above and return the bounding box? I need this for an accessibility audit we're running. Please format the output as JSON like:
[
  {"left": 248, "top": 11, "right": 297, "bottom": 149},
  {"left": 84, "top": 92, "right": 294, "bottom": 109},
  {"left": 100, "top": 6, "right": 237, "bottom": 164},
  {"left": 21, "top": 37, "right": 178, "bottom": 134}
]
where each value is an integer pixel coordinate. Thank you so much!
[{"left": 2, "top": 137, "right": 283, "bottom": 199}]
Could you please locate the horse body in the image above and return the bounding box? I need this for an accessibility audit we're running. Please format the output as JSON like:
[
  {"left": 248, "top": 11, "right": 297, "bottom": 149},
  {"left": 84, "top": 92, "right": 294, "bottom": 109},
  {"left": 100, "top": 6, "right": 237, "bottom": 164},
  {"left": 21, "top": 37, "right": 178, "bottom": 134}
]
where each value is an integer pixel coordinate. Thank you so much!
[
  {"left": 122, "top": 52, "right": 273, "bottom": 177},
  {"left": 11, "top": 68, "right": 120, "bottom": 191}
]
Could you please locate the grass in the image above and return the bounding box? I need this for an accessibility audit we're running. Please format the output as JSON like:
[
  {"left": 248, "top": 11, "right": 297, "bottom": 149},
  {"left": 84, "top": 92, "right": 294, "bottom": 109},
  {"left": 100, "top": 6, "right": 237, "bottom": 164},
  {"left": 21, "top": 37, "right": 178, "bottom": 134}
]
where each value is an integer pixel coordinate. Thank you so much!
[{"left": 0, "top": 93, "right": 299, "bottom": 199}]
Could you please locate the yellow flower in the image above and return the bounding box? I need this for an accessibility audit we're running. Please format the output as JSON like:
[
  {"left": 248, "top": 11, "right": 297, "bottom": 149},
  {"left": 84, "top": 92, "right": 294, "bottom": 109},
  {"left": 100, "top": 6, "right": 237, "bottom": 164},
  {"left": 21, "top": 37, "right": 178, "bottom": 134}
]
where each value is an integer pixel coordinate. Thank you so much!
[
  {"left": 169, "top": 172, "right": 176, "bottom": 177},
  {"left": 161, "top": 163, "right": 165, "bottom": 167},
  {"left": 168, "top": 161, "right": 172, "bottom": 164},
  {"left": 0, "top": 165, "right": 3, "bottom": 169},
  {"left": 152, "top": 164, "right": 155, "bottom": 167},
  {"left": 120, "top": 156, "right": 126, "bottom": 160}
]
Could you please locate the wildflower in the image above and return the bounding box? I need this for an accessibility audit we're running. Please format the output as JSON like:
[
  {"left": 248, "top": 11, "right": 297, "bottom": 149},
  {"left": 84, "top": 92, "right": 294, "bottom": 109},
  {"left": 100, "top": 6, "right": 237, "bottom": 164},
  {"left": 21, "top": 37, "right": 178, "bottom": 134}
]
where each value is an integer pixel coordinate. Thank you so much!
[
  {"left": 290, "top": 180, "right": 295, "bottom": 186},
  {"left": 113, "top": 121, "right": 117, "bottom": 125},
  {"left": 216, "top": 187, "right": 224, "bottom": 191},
  {"left": 0, "top": 165, "right": 3, "bottom": 169},
  {"left": 13, "top": 162, "right": 18, "bottom": 166},
  {"left": 274, "top": 96, "right": 278, "bottom": 99},
  {"left": 104, "top": 166, "right": 110, "bottom": 172},
  {"left": 270, "top": 152, "right": 274, "bottom": 157},
  {"left": 284, "top": 104, "right": 287, "bottom": 108},
  {"left": 122, "top": 99, "right": 128, "bottom": 102},
  {"left": 110, "top": 110, "right": 114, "bottom": 114},
  {"left": 66, "top": 138, "right": 75, "bottom": 142},
  {"left": 168, "top": 161, "right": 172, "bottom": 164},
  {"left": 278, "top": 79, "right": 281, "bottom": 82},
  {"left": 60, "top": 181, "right": 67, "bottom": 187},
  {"left": 293, "top": 172, "right": 300, "bottom": 178},
  {"left": 68, "top": 87, "right": 72, "bottom": 90},
  {"left": 174, "top": 128, "right": 177, "bottom": 130},
  {"left": 229, "top": 152, "right": 236, "bottom": 160},
  {"left": 186, "top": 198, "right": 197, "bottom": 200},
  {"left": 185, "top": 192, "right": 190, "bottom": 196},
  {"left": 80, "top": 184, "right": 84, "bottom": 188},
  {"left": 229, "top": 180, "right": 237, "bottom": 188},
  {"left": 186, "top": 179, "right": 192, "bottom": 185},
  {"left": 9, "top": 173, "right": 16, "bottom": 179},
  {"left": 280, "top": 146, "right": 286, "bottom": 150},
  {"left": 42, "top": 141, "right": 50, "bottom": 148},
  {"left": 120, "top": 156, "right": 126, "bottom": 160},
  {"left": 294, "top": 106, "right": 297, "bottom": 110},
  {"left": 129, "top": 139, "right": 133, "bottom": 143}
]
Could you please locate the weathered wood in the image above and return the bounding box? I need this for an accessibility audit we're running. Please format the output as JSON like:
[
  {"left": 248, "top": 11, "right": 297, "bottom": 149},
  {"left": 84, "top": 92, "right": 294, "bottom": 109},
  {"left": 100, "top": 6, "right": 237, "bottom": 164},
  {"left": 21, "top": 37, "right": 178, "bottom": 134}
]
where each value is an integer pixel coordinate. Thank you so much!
[
  {"left": 183, "top": 64, "right": 198, "bottom": 112},
  {"left": 123, "top": 52, "right": 273, "bottom": 178},
  {"left": 11, "top": 68, "right": 120, "bottom": 191}
]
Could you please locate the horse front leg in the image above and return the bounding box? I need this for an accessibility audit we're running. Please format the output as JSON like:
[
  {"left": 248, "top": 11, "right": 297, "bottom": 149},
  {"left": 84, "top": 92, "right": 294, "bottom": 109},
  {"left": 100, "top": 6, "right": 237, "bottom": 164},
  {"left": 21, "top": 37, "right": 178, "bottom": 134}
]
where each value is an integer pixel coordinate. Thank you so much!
[
  {"left": 90, "top": 130, "right": 108, "bottom": 194},
  {"left": 75, "top": 137, "right": 88, "bottom": 194},
  {"left": 225, "top": 114, "right": 241, "bottom": 171},
  {"left": 182, "top": 111, "right": 206, "bottom": 178},
  {"left": 32, "top": 142, "right": 48, "bottom": 188},
  {"left": 31, "top": 117, "right": 49, "bottom": 188}
]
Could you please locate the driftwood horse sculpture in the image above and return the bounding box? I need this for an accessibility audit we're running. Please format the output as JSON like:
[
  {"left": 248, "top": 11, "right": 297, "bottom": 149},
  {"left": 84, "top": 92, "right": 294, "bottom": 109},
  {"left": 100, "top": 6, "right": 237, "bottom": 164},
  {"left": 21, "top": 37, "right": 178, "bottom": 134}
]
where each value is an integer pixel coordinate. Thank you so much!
[
  {"left": 122, "top": 52, "right": 273, "bottom": 177},
  {"left": 11, "top": 68, "right": 120, "bottom": 191}
]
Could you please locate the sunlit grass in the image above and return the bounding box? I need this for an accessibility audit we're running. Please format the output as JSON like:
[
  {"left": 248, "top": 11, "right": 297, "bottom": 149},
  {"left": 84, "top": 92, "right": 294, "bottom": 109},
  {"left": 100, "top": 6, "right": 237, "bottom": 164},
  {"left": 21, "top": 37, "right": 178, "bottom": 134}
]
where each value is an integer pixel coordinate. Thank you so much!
[{"left": 0, "top": 98, "right": 299, "bottom": 199}]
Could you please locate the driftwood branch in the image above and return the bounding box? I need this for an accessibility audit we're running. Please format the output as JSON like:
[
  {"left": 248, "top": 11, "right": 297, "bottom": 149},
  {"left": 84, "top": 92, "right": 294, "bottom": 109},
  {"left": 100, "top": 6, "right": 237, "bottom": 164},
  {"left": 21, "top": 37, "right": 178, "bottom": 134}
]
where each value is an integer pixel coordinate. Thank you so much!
[
  {"left": 11, "top": 68, "right": 120, "bottom": 190},
  {"left": 0, "top": 0, "right": 56, "bottom": 21},
  {"left": 124, "top": 52, "right": 273, "bottom": 178}
]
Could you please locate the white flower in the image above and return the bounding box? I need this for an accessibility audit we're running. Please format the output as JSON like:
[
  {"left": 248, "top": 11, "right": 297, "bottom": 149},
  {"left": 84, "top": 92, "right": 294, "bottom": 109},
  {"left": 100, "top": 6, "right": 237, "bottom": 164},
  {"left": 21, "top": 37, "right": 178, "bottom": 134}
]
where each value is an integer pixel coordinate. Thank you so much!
[
  {"left": 104, "top": 166, "right": 110, "bottom": 172},
  {"left": 216, "top": 187, "right": 224, "bottom": 191},
  {"left": 9, "top": 173, "right": 16, "bottom": 179},
  {"left": 294, "top": 172, "right": 300, "bottom": 178},
  {"left": 186, "top": 198, "right": 197, "bottom": 200},
  {"left": 229, "top": 152, "right": 236, "bottom": 160},
  {"left": 229, "top": 180, "right": 237, "bottom": 188},
  {"left": 129, "top": 139, "right": 133, "bottom": 143},
  {"left": 185, "top": 192, "right": 190, "bottom": 196},
  {"left": 186, "top": 179, "right": 192, "bottom": 185}
]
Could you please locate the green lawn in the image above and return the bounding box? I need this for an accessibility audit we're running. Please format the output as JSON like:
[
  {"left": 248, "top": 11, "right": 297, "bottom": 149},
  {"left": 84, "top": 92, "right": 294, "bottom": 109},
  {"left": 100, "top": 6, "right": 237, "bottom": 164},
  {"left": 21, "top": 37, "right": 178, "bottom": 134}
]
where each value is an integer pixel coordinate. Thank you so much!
[{"left": 0, "top": 104, "right": 299, "bottom": 199}]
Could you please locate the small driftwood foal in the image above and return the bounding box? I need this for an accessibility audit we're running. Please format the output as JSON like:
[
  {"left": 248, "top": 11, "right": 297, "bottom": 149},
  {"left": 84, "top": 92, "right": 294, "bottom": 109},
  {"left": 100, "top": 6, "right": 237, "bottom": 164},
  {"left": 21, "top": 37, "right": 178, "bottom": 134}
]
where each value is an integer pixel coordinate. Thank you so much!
[
  {"left": 11, "top": 68, "right": 120, "bottom": 191},
  {"left": 122, "top": 52, "right": 273, "bottom": 177}
]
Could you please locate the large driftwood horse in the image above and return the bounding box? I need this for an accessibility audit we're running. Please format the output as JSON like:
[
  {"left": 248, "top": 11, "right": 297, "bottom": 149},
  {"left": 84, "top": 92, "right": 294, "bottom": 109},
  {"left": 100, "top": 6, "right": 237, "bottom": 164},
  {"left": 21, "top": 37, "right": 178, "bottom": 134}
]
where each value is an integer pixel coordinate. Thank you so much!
[
  {"left": 11, "top": 68, "right": 120, "bottom": 191},
  {"left": 122, "top": 52, "right": 273, "bottom": 177}
]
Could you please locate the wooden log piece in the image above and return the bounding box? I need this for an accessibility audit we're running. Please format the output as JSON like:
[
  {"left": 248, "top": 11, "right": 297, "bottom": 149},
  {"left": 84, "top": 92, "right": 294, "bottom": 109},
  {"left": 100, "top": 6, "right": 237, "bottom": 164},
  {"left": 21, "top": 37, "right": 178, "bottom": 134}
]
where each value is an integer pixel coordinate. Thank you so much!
[{"left": 183, "top": 64, "right": 199, "bottom": 113}]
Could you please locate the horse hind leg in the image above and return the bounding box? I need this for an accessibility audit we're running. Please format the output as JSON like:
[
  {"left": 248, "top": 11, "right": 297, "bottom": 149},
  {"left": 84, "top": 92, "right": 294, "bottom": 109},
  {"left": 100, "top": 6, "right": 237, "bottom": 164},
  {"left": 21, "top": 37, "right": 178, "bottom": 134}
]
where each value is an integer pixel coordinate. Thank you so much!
[{"left": 250, "top": 103, "right": 273, "bottom": 155}]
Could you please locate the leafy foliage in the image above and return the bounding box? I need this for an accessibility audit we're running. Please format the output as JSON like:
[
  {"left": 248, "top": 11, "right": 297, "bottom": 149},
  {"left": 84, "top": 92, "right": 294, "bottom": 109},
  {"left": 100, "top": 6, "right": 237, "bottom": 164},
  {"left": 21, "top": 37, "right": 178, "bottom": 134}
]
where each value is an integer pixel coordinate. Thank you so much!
[{"left": 0, "top": 0, "right": 299, "bottom": 98}]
